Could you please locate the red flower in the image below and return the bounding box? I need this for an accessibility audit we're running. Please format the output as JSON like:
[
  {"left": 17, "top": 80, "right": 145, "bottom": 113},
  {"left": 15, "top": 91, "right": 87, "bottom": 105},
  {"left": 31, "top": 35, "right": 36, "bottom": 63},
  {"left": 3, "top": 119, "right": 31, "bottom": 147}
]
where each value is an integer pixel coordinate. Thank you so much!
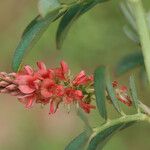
[
  {"left": 37, "top": 61, "right": 53, "bottom": 79},
  {"left": 113, "top": 82, "right": 132, "bottom": 106},
  {"left": 15, "top": 65, "right": 39, "bottom": 94},
  {"left": 40, "top": 79, "right": 55, "bottom": 98},
  {"left": 64, "top": 88, "right": 83, "bottom": 104},
  {"left": 73, "top": 71, "right": 93, "bottom": 85},
  {"left": 53, "top": 61, "right": 69, "bottom": 80},
  {"left": 79, "top": 101, "right": 96, "bottom": 113},
  {"left": 18, "top": 94, "right": 36, "bottom": 108}
]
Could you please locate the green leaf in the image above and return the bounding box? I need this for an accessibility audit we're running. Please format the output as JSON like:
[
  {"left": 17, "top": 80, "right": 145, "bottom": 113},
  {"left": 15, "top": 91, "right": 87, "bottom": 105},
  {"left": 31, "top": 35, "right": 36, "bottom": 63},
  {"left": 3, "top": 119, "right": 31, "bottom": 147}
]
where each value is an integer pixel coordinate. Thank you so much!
[
  {"left": 87, "top": 122, "right": 136, "bottom": 150},
  {"left": 87, "top": 123, "right": 124, "bottom": 150},
  {"left": 129, "top": 75, "right": 140, "bottom": 112},
  {"left": 56, "top": 3, "right": 82, "bottom": 49},
  {"left": 56, "top": 0, "right": 110, "bottom": 49},
  {"left": 12, "top": 8, "right": 64, "bottom": 71},
  {"left": 65, "top": 132, "right": 89, "bottom": 150},
  {"left": 94, "top": 66, "right": 107, "bottom": 120},
  {"left": 116, "top": 52, "right": 144, "bottom": 76},
  {"left": 38, "top": 0, "right": 61, "bottom": 17},
  {"left": 106, "top": 74, "right": 122, "bottom": 114}
]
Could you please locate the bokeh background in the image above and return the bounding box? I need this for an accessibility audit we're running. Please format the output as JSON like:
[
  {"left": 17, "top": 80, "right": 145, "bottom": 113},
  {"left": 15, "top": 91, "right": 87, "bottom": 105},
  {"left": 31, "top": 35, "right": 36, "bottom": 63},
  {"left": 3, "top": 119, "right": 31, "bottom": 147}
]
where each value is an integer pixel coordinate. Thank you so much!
[{"left": 0, "top": 0, "right": 150, "bottom": 150}]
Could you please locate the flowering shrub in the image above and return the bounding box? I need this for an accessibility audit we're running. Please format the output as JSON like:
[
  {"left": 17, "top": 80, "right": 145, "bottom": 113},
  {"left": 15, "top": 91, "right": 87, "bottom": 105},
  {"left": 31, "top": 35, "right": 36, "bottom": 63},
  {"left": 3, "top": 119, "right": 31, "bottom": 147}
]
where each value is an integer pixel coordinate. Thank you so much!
[{"left": 0, "top": 0, "right": 150, "bottom": 149}]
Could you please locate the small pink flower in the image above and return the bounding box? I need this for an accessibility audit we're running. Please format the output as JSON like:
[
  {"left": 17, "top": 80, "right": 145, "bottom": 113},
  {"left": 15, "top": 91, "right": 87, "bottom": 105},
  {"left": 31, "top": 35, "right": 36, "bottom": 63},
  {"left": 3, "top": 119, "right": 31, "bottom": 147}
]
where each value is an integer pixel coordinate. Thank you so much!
[
  {"left": 64, "top": 88, "right": 83, "bottom": 104},
  {"left": 37, "top": 61, "right": 53, "bottom": 79},
  {"left": 54, "top": 61, "right": 69, "bottom": 80},
  {"left": 18, "top": 94, "right": 36, "bottom": 108},
  {"left": 73, "top": 71, "right": 93, "bottom": 85},
  {"left": 49, "top": 99, "right": 62, "bottom": 114},
  {"left": 55, "top": 85, "right": 64, "bottom": 97},
  {"left": 113, "top": 82, "right": 132, "bottom": 106},
  {"left": 40, "top": 79, "right": 55, "bottom": 98},
  {"left": 15, "top": 66, "right": 39, "bottom": 94},
  {"left": 79, "top": 102, "right": 96, "bottom": 113}
]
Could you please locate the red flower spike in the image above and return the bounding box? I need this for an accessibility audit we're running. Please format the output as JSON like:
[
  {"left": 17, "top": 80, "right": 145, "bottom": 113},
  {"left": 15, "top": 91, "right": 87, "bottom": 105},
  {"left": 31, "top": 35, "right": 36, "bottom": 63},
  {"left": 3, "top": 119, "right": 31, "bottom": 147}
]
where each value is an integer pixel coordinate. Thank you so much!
[{"left": 0, "top": 60, "right": 96, "bottom": 114}]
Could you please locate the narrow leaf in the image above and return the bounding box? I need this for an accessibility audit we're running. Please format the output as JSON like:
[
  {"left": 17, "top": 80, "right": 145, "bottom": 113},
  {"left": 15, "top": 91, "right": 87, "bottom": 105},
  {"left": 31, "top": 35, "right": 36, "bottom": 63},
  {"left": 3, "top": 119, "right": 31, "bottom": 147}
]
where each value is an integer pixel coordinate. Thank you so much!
[
  {"left": 94, "top": 66, "right": 107, "bottom": 120},
  {"left": 56, "top": 3, "right": 82, "bottom": 49},
  {"left": 65, "top": 132, "right": 89, "bottom": 150},
  {"left": 87, "top": 122, "right": 136, "bottom": 150},
  {"left": 12, "top": 8, "right": 63, "bottom": 71},
  {"left": 87, "top": 123, "right": 124, "bottom": 150},
  {"left": 116, "top": 52, "right": 144, "bottom": 76},
  {"left": 106, "top": 74, "right": 122, "bottom": 114},
  {"left": 56, "top": 0, "right": 110, "bottom": 49},
  {"left": 129, "top": 75, "right": 140, "bottom": 111}
]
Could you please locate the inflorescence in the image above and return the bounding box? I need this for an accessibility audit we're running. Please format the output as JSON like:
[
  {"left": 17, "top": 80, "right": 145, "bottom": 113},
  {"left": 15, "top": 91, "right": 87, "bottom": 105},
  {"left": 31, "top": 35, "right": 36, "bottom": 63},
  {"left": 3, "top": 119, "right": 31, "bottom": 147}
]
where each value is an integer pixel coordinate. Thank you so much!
[{"left": 0, "top": 61, "right": 132, "bottom": 114}]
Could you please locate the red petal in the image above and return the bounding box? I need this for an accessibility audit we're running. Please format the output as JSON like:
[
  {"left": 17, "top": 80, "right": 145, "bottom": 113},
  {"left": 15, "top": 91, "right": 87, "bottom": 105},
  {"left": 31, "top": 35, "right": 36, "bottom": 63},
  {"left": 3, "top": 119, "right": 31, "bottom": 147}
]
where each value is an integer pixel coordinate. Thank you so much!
[
  {"left": 15, "top": 75, "right": 34, "bottom": 84},
  {"left": 49, "top": 100, "right": 55, "bottom": 114},
  {"left": 73, "top": 71, "right": 86, "bottom": 85},
  {"left": 19, "top": 85, "right": 35, "bottom": 94},
  {"left": 41, "top": 89, "right": 53, "bottom": 98},
  {"left": 61, "top": 61, "right": 69, "bottom": 74},
  {"left": 79, "top": 102, "right": 96, "bottom": 113},
  {"left": 24, "top": 65, "right": 34, "bottom": 75},
  {"left": 37, "top": 61, "right": 47, "bottom": 70},
  {"left": 26, "top": 97, "right": 35, "bottom": 108},
  {"left": 74, "top": 90, "right": 83, "bottom": 100}
]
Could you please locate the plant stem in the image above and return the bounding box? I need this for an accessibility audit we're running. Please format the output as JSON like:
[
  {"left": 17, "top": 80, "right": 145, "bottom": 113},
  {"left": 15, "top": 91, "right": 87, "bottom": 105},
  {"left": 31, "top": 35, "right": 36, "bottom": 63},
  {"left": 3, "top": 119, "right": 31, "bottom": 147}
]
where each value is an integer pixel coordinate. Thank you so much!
[
  {"left": 93, "top": 113, "right": 150, "bottom": 136},
  {"left": 127, "top": 0, "right": 150, "bottom": 83}
]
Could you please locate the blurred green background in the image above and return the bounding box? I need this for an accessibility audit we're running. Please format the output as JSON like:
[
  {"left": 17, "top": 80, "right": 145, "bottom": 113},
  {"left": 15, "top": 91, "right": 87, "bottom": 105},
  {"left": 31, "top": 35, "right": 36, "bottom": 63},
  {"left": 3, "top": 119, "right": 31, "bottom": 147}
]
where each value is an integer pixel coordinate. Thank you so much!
[{"left": 0, "top": 0, "right": 149, "bottom": 150}]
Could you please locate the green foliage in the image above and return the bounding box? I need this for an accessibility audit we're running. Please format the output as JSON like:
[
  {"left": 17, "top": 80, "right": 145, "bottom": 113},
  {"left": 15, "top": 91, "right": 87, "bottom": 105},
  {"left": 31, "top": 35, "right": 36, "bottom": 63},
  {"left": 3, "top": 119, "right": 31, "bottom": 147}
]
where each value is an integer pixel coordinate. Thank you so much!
[
  {"left": 56, "top": 3, "right": 82, "bottom": 49},
  {"left": 12, "top": 7, "right": 64, "bottom": 71},
  {"left": 65, "top": 68, "right": 150, "bottom": 150},
  {"left": 12, "top": 0, "right": 110, "bottom": 71},
  {"left": 94, "top": 66, "right": 107, "bottom": 120},
  {"left": 65, "top": 132, "right": 89, "bottom": 150},
  {"left": 56, "top": 0, "right": 109, "bottom": 49},
  {"left": 129, "top": 75, "right": 140, "bottom": 112},
  {"left": 87, "top": 123, "right": 127, "bottom": 150},
  {"left": 106, "top": 74, "right": 122, "bottom": 114}
]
